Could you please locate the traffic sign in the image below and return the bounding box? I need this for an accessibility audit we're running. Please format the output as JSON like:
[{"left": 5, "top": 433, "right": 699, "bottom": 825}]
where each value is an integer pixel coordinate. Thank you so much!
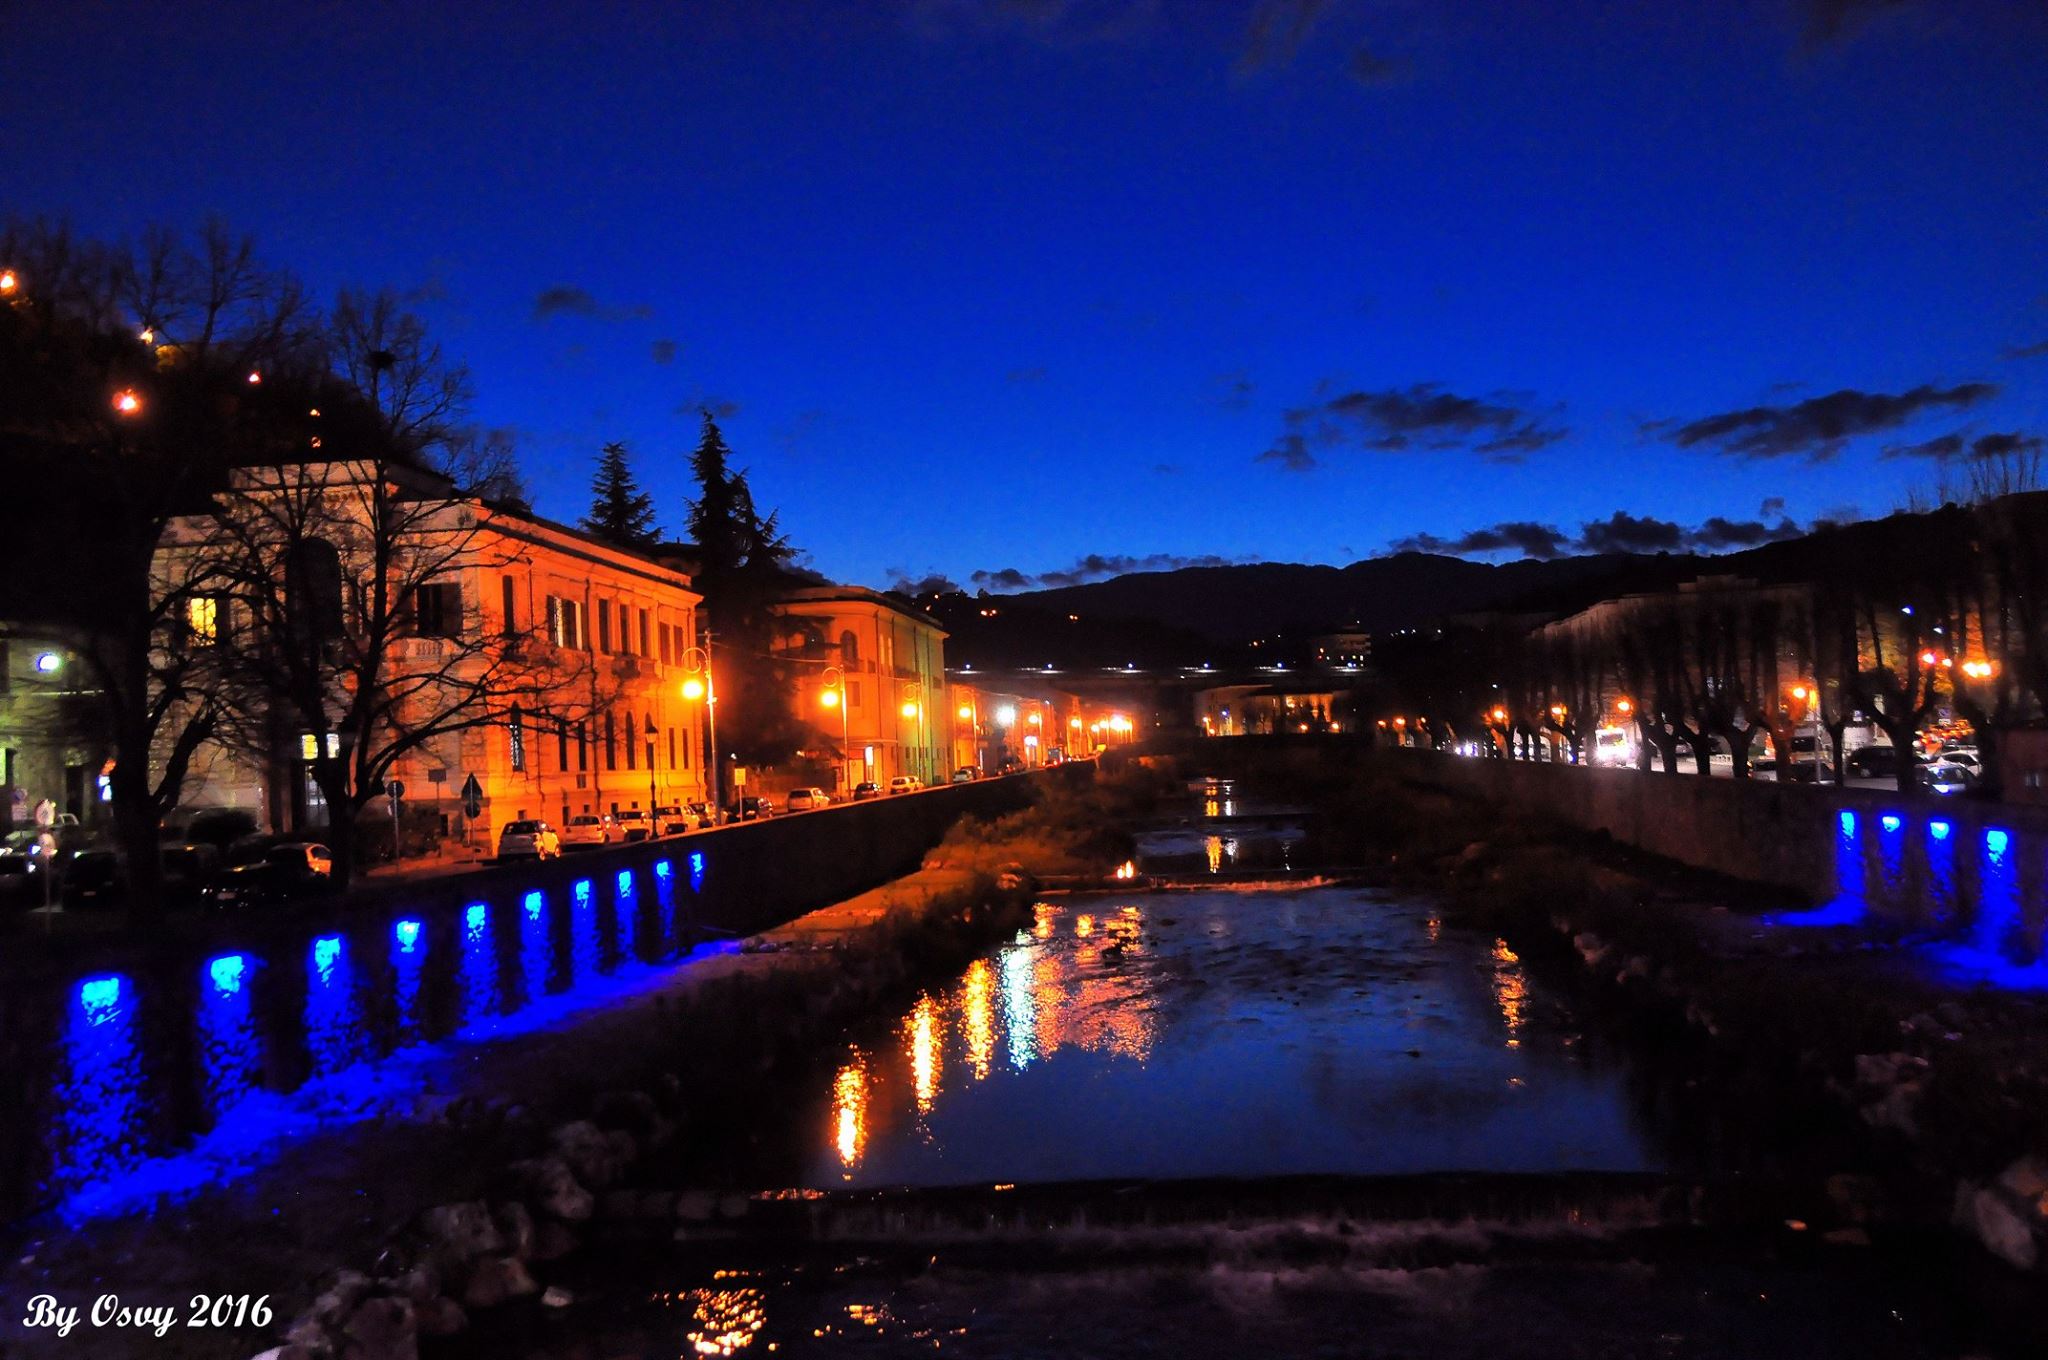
[
  {"left": 385, "top": 779, "right": 406, "bottom": 800},
  {"left": 460, "top": 773, "right": 483, "bottom": 818}
]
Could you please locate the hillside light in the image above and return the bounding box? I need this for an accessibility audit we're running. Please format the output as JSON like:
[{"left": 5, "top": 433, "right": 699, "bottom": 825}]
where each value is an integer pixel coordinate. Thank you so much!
[
  {"left": 0, "top": 269, "right": 17, "bottom": 293},
  {"left": 138, "top": 327, "right": 154, "bottom": 344}
]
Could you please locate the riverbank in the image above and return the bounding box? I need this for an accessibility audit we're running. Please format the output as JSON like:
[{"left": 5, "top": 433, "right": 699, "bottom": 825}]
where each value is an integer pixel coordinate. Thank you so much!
[
  {"left": 0, "top": 775, "right": 1146, "bottom": 1360},
  {"left": 1259, "top": 752, "right": 2048, "bottom": 1283}
]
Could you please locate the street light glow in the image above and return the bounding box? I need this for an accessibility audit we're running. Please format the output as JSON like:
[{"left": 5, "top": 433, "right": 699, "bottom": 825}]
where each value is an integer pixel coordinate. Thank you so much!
[
  {"left": 0, "top": 269, "right": 16, "bottom": 293},
  {"left": 995, "top": 705, "right": 1016, "bottom": 726},
  {"left": 112, "top": 388, "right": 142, "bottom": 415},
  {"left": 956, "top": 705, "right": 973, "bottom": 720},
  {"left": 819, "top": 688, "right": 840, "bottom": 708},
  {"left": 680, "top": 677, "right": 706, "bottom": 701},
  {"left": 900, "top": 700, "right": 921, "bottom": 719}
]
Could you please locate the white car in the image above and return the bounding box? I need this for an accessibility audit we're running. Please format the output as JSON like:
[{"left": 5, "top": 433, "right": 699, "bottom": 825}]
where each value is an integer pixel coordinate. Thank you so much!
[
  {"left": 887, "top": 775, "right": 923, "bottom": 796},
  {"left": 614, "top": 809, "right": 653, "bottom": 842},
  {"left": 784, "top": 787, "right": 831, "bottom": 812},
  {"left": 655, "top": 804, "right": 704, "bottom": 835},
  {"left": 560, "top": 814, "right": 614, "bottom": 850},
  {"left": 498, "top": 820, "right": 561, "bottom": 860}
]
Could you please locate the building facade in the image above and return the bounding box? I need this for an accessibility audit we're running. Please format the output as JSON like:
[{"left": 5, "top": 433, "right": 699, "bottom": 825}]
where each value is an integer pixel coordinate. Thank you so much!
[
  {"left": 0, "top": 637, "right": 112, "bottom": 832},
  {"left": 775, "top": 586, "right": 951, "bottom": 790},
  {"left": 158, "top": 461, "right": 709, "bottom": 851}
]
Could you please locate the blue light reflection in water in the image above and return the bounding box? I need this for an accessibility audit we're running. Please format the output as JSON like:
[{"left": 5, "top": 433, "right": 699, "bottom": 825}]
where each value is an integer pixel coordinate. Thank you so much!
[
  {"left": 392, "top": 919, "right": 426, "bottom": 1038},
  {"left": 571, "top": 879, "right": 597, "bottom": 985},
  {"left": 654, "top": 860, "right": 676, "bottom": 950},
  {"left": 1976, "top": 827, "right": 2022, "bottom": 959},
  {"left": 521, "top": 890, "right": 551, "bottom": 1004},
  {"left": 1876, "top": 812, "right": 1908, "bottom": 913},
  {"left": 460, "top": 902, "right": 498, "bottom": 1026},
  {"left": 199, "top": 955, "right": 261, "bottom": 1119},
  {"left": 1926, "top": 819, "right": 1957, "bottom": 922},
  {"left": 305, "top": 935, "right": 364, "bottom": 1075},
  {"left": 55, "top": 975, "right": 145, "bottom": 1192}
]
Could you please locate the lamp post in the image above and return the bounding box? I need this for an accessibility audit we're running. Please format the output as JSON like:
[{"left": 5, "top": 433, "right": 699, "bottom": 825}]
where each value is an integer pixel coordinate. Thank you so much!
[
  {"left": 899, "top": 687, "right": 926, "bottom": 784},
  {"left": 645, "top": 713, "right": 658, "bottom": 818},
  {"left": 820, "top": 664, "right": 851, "bottom": 792},
  {"left": 680, "top": 639, "right": 720, "bottom": 823}
]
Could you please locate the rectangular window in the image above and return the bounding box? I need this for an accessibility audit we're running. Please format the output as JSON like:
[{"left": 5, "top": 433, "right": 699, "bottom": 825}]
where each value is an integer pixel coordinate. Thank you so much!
[
  {"left": 547, "top": 595, "right": 564, "bottom": 646},
  {"left": 186, "top": 595, "right": 219, "bottom": 644},
  {"left": 501, "top": 577, "right": 517, "bottom": 636},
  {"left": 597, "top": 600, "right": 612, "bottom": 654},
  {"left": 604, "top": 712, "right": 617, "bottom": 770},
  {"left": 668, "top": 728, "right": 676, "bottom": 767},
  {"left": 639, "top": 609, "right": 650, "bottom": 658},
  {"left": 660, "top": 624, "right": 672, "bottom": 667},
  {"left": 578, "top": 722, "right": 589, "bottom": 772},
  {"left": 415, "top": 582, "right": 462, "bottom": 639},
  {"left": 625, "top": 711, "right": 636, "bottom": 770},
  {"left": 557, "top": 719, "right": 569, "bottom": 770}
]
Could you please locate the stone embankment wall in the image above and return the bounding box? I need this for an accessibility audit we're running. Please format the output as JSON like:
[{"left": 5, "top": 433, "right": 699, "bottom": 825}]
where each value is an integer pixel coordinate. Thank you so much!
[{"left": 0, "top": 768, "right": 1086, "bottom": 1222}]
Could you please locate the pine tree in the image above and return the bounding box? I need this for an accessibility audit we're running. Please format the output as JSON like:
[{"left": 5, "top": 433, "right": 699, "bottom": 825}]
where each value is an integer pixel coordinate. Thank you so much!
[
  {"left": 681, "top": 413, "right": 818, "bottom": 773},
  {"left": 581, "top": 440, "right": 658, "bottom": 548}
]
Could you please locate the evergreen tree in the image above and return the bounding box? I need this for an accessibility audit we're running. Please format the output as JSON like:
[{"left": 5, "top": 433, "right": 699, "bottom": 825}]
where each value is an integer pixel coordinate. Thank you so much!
[
  {"left": 581, "top": 440, "right": 658, "bottom": 548},
  {"left": 682, "top": 413, "right": 819, "bottom": 776}
]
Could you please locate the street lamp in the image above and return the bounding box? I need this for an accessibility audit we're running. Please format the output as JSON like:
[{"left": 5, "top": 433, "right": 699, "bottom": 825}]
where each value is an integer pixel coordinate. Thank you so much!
[
  {"left": 112, "top": 388, "right": 143, "bottom": 416},
  {"left": 644, "top": 713, "right": 658, "bottom": 818},
  {"left": 679, "top": 640, "right": 720, "bottom": 822},
  {"left": 0, "top": 269, "right": 17, "bottom": 295},
  {"left": 820, "top": 664, "right": 851, "bottom": 792}
]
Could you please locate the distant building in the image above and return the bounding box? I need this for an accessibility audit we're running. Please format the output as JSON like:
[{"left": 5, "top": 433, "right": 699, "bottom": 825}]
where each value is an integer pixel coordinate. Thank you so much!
[
  {"left": 1194, "top": 683, "right": 1347, "bottom": 736},
  {"left": 775, "top": 586, "right": 951, "bottom": 790},
  {"left": 1307, "top": 626, "right": 1372, "bottom": 668}
]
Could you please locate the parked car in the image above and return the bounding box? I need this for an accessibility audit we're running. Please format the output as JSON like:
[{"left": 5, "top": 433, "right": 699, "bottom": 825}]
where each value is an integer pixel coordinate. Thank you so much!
[
  {"left": 726, "top": 795, "right": 776, "bottom": 821},
  {"left": 204, "top": 847, "right": 337, "bottom": 909},
  {"left": 887, "top": 775, "right": 923, "bottom": 796},
  {"left": 62, "top": 849, "right": 126, "bottom": 908},
  {"left": 684, "top": 800, "right": 718, "bottom": 828},
  {"left": 1846, "top": 745, "right": 1902, "bottom": 780},
  {"left": 1918, "top": 761, "right": 1975, "bottom": 795},
  {"left": 614, "top": 809, "right": 653, "bottom": 843},
  {"left": 176, "top": 807, "right": 262, "bottom": 850},
  {"left": 160, "top": 842, "right": 222, "bottom": 904},
  {"left": 560, "top": 814, "right": 614, "bottom": 850},
  {"left": 851, "top": 781, "right": 882, "bottom": 802},
  {"left": 498, "top": 819, "right": 562, "bottom": 860},
  {"left": 951, "top": 766, "right": 982, "bottom": 784},
  {"left": 998, "top": 757, "right": 1023, "bottom": 775},
  {"left": 784, "top": 788, "right": 831, "bottom": 812},
  {"left": 655, "top": 804, "right": 704, "bottom": 835},
  {"left": 1940, "top": 745, "right": 1982, "bottom": 770}
]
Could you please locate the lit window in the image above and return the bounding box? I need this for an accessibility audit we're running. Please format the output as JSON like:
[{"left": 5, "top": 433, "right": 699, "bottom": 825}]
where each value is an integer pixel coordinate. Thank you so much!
[{"left": 186, "top": 596, "right": 218, "bottom": 644}]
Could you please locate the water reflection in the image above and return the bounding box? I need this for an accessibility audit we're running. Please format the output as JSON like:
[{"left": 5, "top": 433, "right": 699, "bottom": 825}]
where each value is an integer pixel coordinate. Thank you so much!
[
  {"left": 55, "top": 975, "right": 145, "bottom": 1191},
  {"left": 305, "top": 934, "right": 365, "bottom": 1073},
  {"left": 684, "top": 1285, "right": 768, "bottom": 1357},
  {"left": 459, "top": 903, "right": 499, "bottom": 1026},
  {"left": 520, "top": 890, "right": 551, "bottom": 1004},
  {"left": 200, "top": 954, "right": 262, "bottom": 1117},
  {"left": 571, "top": 878, "right": 598, "bottom": 984},
  {"left": 392, "top": 920, "right": 425, "bottom": 1039},
  {"left": 832, "top": 1057, "right": 868, "bottom": 1176},
  {"left": 803, "top": 887, "right": 1656, "bottom": 1188}
]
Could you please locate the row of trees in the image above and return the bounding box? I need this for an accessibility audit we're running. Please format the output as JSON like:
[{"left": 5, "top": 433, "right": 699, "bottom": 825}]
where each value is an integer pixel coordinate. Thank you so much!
[{"left": 1375, "top": 491, "right": 2048, "bottom": 798}]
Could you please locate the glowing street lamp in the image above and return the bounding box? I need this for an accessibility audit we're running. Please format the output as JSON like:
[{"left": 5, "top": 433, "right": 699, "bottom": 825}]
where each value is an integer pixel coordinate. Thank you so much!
[
  {"left": 1614, "top": 697, "right": 1633, "bottom": 716},
  {"left": 679, "top": 642, "right": 720, "bottom": 820},
  {"left": 1962, "top": 659, "right": 1996, "bottom": 680},
  {"left": 0, "top": 269, "right": 17, "bottom": 294},
  {"left": 112, "top": 388, "right": 143, "bottom": 416},
  {"left": 819, "top": 664, "right": 852, "bottom": 791}
]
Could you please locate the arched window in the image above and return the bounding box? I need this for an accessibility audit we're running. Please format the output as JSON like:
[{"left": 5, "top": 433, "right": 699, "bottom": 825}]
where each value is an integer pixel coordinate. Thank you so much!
[{"left": 840, "top": 630, "right": 859, "bottom": 666}]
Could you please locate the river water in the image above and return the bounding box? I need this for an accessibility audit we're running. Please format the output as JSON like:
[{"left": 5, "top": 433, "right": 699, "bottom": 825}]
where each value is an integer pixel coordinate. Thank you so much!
[{"left": 479, "top": 784, "right": 2009, "bottom": 1359}]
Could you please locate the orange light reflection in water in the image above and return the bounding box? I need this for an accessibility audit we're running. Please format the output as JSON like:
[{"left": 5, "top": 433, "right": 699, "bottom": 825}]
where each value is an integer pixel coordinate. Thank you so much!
[
  {"left": 1490, "top": 938, "right": 1528, "bottom": 1047},
  {"left": 832, "top": 1058, "right": 867, "bottom": 1175},
  {"left": 907, "top": 993, "right": 942, "bottom": 1112},
  {"left": 686, "top": 1286, "right": 768, "bottom": 1356},
  {"left": 961, "top": 959, "right": 994, "bottom": 1079}
]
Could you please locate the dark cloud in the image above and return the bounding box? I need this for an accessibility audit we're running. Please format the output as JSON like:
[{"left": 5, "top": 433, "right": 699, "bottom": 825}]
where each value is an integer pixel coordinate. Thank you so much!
[
  {"left": 970, "top": 567, "right": 1035, "bottom": 591},
  {"left": 1345, "top": 45, "right": 1411, "bottom": 86},
  {"left": 532, "top": 285, "right": 654, "bottom": 324},
  {"left": 1394, "top": 512, "right": 1807, "bottom": 560},
  {"left": 1663, "top": 382, "right": 1998, "bottom": 460},
  {"left": 2004, "top": 339, "right": 2048, "bottom": 361},
  {"left": 1236, "top": 0, "right": 1333, "bottom": 74},
  {"left": 1692, "top": 516, "right": 1806, "bottom": 549},
  {"left": 1759, "top": 496, "right": 1787, "bottom": 518},
  {"left": 970, "top": 551, "right": 1247, "bottom": 591},
  {"left": 1800, "top": 0, "right": 1917, "bottom": 46},
  {"left": 1006, "top": 365, "right": 1047, "bottom": 383},
  {"left": 650, "top": 339, "right": 678, "bottom": 365},
  {"left": 1393, "top": 522, "right": 1573, "bottom": 560},
  {"left": 1152, "top": 462, "right": 1180, "bottom": 475},
  {"left": 1884, "top": 430, "right": 2043, "bottom": 460},
  {"left": 1259, "top": 382, "right": 1569, "bottom": 470},
  {"left": 890, "top": 573, "right": 962, "bottom": 597},
  {"left": 674, "top": 396, "right": 741, "bottom": 420},
  {"left": 1578, "top": 511, "right": 1687, "bottom": 554}
]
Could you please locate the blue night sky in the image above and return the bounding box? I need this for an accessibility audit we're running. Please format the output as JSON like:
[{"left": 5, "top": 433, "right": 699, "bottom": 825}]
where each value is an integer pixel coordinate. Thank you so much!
[{"left": 9, "top": 1, "right": 2048, "bottom": 591}]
